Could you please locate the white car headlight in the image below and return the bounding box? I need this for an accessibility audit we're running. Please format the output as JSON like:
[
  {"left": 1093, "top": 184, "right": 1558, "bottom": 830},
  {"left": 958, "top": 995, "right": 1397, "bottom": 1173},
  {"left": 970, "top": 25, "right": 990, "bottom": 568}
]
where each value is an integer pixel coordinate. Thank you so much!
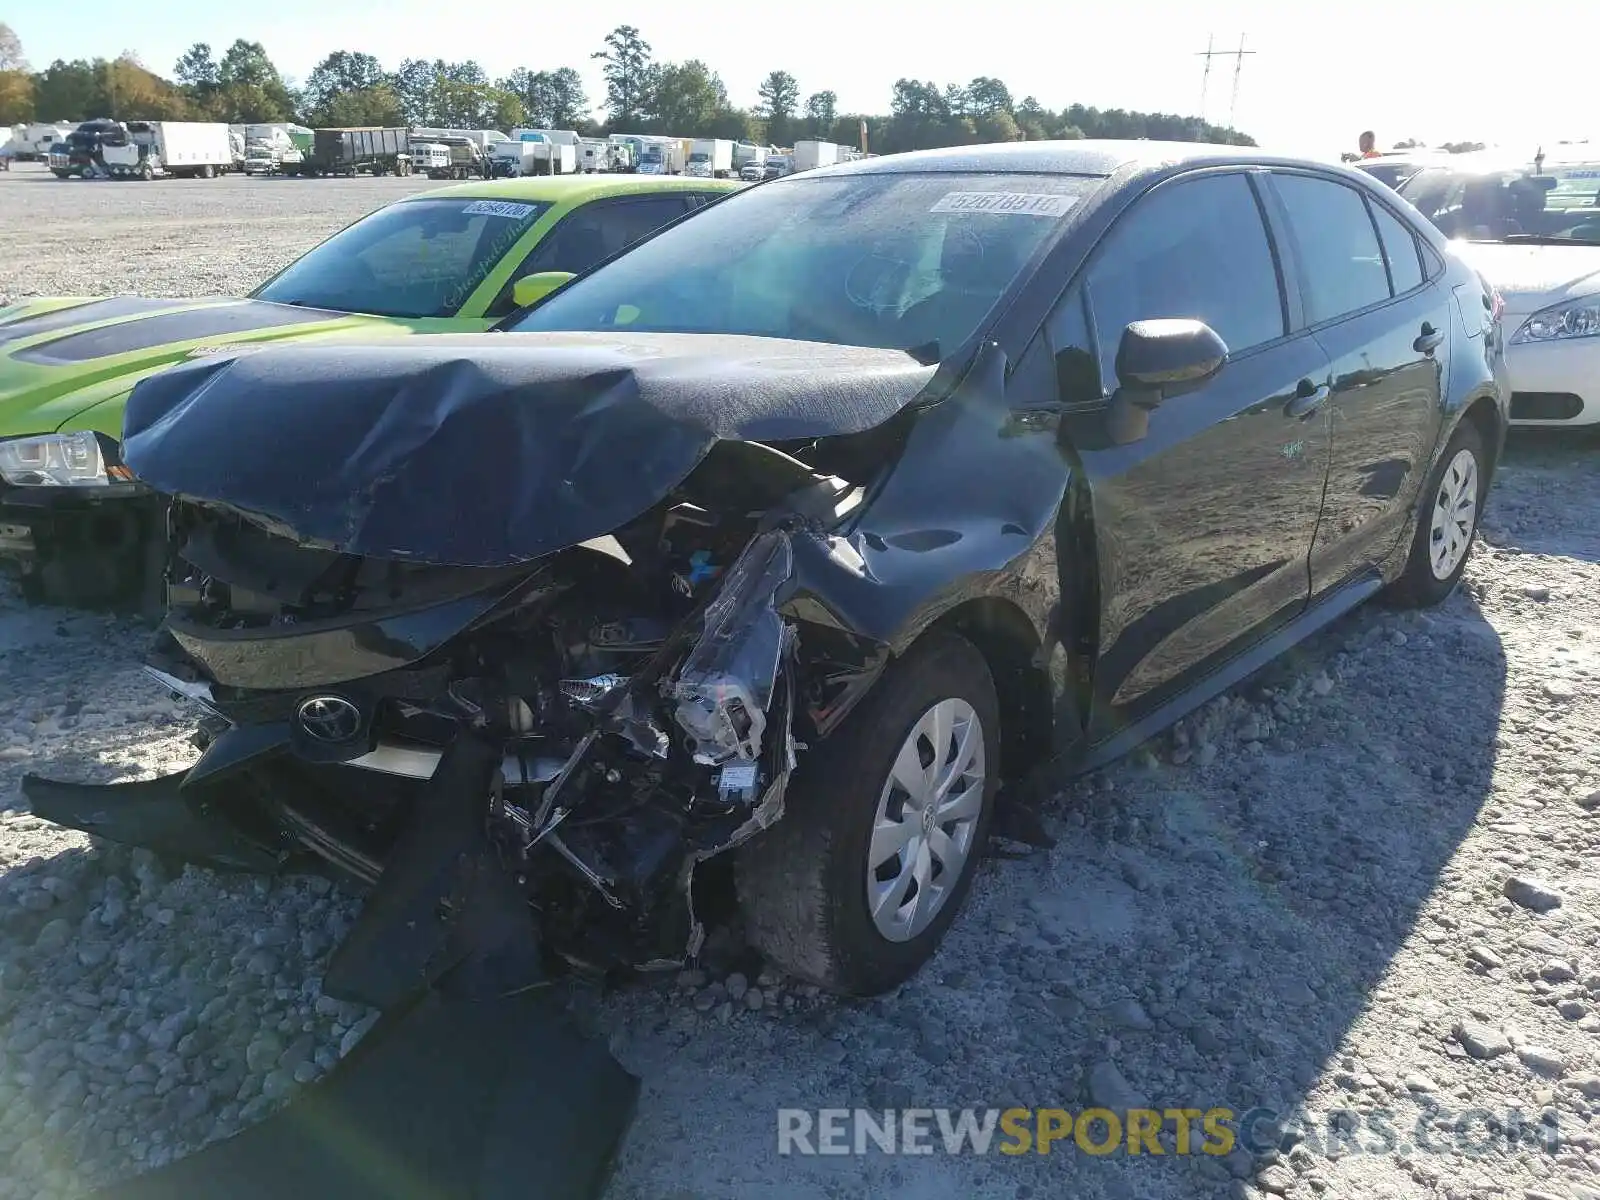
[
  {"left": 1511, "top": 293, "right": 1600, "bottom": 344},
  {"left": 0, "top": 431, "right": 113, "bottom": 487}
]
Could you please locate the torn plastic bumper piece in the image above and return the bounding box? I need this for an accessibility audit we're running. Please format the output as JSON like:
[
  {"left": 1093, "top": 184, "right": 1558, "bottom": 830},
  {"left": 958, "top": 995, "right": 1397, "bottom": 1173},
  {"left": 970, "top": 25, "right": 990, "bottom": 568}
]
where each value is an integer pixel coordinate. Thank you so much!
[
  {"left": 88, "top": 986, "right": 639, "bottom": 1200},
  {"left": 20, "top": 770, "right": 282, "bottom": 873},
  {"left": 63, "top": 730, "right": 641, "bottom": 1200}
]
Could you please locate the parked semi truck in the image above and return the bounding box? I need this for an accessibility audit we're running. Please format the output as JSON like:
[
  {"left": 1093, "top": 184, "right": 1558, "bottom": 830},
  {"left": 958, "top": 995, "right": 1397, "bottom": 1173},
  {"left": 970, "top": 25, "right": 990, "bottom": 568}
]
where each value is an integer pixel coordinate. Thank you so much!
[
  {"left": 686, "top": 139, "right": 734, "bottom": 178},
  {"left": 104, "top": 122, "right": 234, "bottom": 178},
  {"left": 48, "top": 120, "right": 233, "bottom": 180},
  {"left": 288, "top": 127, "right": 413, "bottom": 176}
]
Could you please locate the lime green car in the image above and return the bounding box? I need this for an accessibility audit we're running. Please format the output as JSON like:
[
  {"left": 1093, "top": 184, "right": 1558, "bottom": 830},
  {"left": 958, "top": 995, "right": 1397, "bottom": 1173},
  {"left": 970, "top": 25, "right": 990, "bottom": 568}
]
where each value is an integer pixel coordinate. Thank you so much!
[{"left": 0, "top": 174, "right": 742, "bottom": 604}]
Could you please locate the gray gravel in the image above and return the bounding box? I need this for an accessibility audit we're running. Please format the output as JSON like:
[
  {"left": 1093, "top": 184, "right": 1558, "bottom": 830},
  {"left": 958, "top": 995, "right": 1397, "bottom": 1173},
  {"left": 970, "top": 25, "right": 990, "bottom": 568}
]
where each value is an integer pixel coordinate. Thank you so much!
[
  {"left": 5, "top": 163, "right": 1600, "bottom": 1199},
  {"left": 0, "top": 161, "right": 445, "bottom": 304}
]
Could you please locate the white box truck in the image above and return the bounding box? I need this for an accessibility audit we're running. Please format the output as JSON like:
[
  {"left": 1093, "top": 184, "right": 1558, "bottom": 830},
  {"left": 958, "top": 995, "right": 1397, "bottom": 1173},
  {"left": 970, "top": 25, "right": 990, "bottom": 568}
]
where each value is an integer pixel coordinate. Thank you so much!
[
  {"left": 791, "top": 140, "right": 841, "bottom": 173},
  {"left": 101, "top": 122, "right": 234, "bottom": 179},
  {"left": 635, "top": 136, "right": 685, "bottom": 175},
  {"left": 686, "top": 139, "right": 733, "bottom": 178}
]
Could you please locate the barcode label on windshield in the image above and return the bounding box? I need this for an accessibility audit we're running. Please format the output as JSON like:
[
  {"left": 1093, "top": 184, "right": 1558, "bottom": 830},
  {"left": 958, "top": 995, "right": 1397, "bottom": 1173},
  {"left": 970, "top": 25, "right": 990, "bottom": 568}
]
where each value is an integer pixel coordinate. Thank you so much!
[
  {"left": 930, "top": 191, "right": 1077, "bottom": 217},
  {"left": 461, "top": 200, "right": 538, "bottom": 219}
]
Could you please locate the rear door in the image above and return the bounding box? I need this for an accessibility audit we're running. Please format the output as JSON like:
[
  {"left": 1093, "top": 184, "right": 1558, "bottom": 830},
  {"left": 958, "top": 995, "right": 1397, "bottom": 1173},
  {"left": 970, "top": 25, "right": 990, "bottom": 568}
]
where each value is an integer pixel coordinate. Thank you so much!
[
  {"left": 1263, "top": 171, "right": 1451, "bottom": 596},
  {"left": 1049, "top": 169, "right": 1335, "bottom": 727}
]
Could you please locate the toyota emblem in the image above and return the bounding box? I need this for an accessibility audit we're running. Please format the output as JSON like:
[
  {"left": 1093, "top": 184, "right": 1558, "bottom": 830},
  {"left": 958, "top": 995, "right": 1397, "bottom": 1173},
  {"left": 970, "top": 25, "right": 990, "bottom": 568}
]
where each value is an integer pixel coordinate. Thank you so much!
[{"left": 295, "top": 695, "right": 362, "bottom": 744}]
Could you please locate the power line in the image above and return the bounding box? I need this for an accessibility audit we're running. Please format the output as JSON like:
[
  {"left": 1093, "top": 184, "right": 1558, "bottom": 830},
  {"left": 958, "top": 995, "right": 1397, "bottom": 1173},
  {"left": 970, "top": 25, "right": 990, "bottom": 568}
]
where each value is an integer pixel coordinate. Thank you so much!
[{"left": 1195, "top": 34, "right": 1256, "bottom": 131}]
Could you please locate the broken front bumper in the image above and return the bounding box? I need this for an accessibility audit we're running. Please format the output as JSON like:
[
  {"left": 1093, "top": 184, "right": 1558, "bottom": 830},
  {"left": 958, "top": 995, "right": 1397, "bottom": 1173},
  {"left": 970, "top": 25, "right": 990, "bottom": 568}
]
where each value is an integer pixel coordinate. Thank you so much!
[
  {"left": 0, "top": 479, "right": 162, "bottom": 606},
  {"left": 21, "top": 732, "right": 641, "bottom": 1200}
]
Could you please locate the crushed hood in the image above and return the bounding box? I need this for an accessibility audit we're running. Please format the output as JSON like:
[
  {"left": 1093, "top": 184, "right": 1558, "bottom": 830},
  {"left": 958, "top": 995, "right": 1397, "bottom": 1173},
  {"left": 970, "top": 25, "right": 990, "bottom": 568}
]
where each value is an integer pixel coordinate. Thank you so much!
[{"left": 123, "top": 331, "right": 936, "bottom": 567}]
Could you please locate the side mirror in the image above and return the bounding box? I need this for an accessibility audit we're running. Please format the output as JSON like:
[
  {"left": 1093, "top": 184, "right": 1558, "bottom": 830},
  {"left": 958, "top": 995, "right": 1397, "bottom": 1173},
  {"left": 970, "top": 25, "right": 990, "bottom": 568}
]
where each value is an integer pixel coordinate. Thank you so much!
[
  {"left": 512, "top": 270, "right": 577, "bottom": 309},
  {"left": 1106, "top": 319, "right": 1228, "bottom": 444}
]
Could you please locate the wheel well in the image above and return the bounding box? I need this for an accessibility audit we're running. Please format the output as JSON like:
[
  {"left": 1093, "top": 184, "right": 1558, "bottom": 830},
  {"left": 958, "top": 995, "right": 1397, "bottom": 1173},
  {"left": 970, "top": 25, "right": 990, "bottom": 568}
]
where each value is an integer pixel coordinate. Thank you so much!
[
  {"left": 1460, "top": 394, "right": 1502, "bottom": 474},
  {"left": 925, "top": 598, "right": 1052, "bottom": 780}
]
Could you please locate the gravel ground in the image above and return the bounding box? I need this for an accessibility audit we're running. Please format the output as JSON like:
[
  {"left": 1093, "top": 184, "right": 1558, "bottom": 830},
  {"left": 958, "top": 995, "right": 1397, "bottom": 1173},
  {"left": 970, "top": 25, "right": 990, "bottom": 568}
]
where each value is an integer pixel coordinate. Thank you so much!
[
  {"left": 4, "top": 162, "right": 1600, "bottom": 1200},
  {"left": 0, "top": 161, "right": 445, "bottom": 303}
]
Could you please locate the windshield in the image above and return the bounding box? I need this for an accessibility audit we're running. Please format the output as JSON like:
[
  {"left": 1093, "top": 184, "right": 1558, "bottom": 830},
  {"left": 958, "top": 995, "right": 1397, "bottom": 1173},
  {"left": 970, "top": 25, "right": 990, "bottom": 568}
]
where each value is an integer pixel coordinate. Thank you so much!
[
  {"left": 252, "top": 197, "right": 549, "bottom": 318},
  {"left": 1399, "top": 164, "right": 1600, "bottom": 244},
  {"left": 506, "top": 171, "right": 1101, "bottom": 355}
]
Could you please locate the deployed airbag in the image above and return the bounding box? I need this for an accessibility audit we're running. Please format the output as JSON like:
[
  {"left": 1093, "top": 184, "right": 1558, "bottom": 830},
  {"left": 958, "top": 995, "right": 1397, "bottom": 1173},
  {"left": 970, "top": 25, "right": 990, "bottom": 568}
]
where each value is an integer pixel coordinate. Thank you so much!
[{"left": 121, "top": 332, "right": 935, "bottom": 567}]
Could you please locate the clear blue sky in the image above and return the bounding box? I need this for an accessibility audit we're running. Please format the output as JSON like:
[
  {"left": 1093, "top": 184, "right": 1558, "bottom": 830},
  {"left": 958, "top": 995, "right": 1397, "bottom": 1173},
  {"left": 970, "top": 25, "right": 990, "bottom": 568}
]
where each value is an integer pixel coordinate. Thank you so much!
[{"left": 9, "top": 0, "right": 1593, "bottom": 159}]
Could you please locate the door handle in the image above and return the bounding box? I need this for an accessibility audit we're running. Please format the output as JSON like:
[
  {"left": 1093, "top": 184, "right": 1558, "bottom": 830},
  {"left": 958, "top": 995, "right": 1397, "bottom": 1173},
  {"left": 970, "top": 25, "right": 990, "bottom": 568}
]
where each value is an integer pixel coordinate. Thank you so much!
[
  {"left": 1284, "top": 379, "right": 1330, "bottom": 420},
  {"left": 1414, "top": 323, "right": 1445, "bottom": 355}
]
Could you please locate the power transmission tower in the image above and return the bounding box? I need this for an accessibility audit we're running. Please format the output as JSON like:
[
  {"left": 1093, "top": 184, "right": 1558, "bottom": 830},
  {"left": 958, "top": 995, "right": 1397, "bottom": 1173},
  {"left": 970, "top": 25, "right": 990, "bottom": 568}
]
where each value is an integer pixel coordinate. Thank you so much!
[{"left": 1196, "top": 34, "right": 1256, "bottom": 131}]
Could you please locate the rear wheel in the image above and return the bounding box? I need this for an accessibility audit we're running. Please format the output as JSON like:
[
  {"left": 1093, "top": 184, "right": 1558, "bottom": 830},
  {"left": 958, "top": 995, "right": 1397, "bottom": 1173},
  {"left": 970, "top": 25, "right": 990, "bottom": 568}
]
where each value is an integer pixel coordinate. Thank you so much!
[
  {"left": 1385, "top": 418, "right": 1487, "bottom": 608},
  {"left": 737, "top": 633, "right": 999, "bottom": 995}
]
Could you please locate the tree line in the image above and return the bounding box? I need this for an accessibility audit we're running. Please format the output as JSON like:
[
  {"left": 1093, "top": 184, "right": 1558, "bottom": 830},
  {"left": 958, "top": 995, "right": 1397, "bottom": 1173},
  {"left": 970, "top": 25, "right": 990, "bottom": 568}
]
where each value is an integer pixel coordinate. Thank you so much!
[{"left": 0, "top": 22, "right": 1257, "bottom": 153}]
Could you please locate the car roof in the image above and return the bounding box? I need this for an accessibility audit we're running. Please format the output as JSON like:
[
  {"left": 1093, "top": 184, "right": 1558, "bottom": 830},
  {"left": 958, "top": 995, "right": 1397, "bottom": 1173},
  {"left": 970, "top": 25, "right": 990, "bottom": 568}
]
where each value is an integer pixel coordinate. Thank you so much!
[
  {"left": 404, "top": 176, "right": 745, "bottom": 205},
  {"left": 801, "top": 139, "right": 1343, "bottom": 180}
]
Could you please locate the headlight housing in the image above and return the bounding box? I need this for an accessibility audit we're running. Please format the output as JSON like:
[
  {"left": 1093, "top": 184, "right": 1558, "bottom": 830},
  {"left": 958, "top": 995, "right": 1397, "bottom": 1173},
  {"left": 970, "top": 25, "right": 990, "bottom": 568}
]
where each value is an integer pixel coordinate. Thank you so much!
[
  {"left": 0, "top": 431, "right": 116, "bottom": 487},
  {"left": 1511, "top": 293, "right": 1600, "bottom": 344}
]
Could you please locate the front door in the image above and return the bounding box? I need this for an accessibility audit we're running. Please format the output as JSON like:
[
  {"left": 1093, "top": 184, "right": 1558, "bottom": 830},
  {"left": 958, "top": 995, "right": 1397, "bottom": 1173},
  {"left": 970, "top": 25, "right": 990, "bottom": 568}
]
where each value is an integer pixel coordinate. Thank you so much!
[{"left": 1046, "top": 170, "right": 1335, "bottom": 734}]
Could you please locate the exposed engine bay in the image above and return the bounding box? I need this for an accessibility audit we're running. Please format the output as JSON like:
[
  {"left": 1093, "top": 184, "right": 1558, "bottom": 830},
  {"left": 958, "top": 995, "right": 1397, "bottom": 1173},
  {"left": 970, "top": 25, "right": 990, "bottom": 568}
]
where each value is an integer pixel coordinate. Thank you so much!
[{"left": 111, "top": 439, "right": 885, "bottom": 975}]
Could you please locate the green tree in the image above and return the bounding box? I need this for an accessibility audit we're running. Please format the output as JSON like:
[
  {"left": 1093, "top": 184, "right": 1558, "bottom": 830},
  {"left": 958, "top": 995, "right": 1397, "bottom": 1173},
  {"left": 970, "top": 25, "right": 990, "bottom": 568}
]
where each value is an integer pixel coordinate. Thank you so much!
[
  {"left": 965, "top": 76, "right": 1012, "bottom": 117},
  {"left": 318, "top": 84, "right": 404, "bottom": 127},
  {"left": 802, "top": 90, "right": 836, "bottom": 140},
  {"left": 650, "top": 59, "right": 729, "bottom": 135},
  {"left": 214, "top": 39, "right": 295, "bottom": 121},
  {"left": 303, "top": 50, "right": 386, "bottom": 121},
  {"left": 390, "top": 58, "right": 436, "bottom": 124},
  {"left": 755, "top": 70, "right": 799, "bottom": 145},
  {"left": 593, "top": 25, "right": 655, "bottom": 126},
  {"left": 173, "top": 43, "right": 219, "bottom": 115},
  {"left": 1014, "top": 95, "right": 1049, "bottom": 140},
  {"left": 497, "top": 67, "right": 587, "bottom": 128},
  {"left": 0, "top": 25, "right": 28, "bottom": 121},
  {"left": 31, "top": 59, "right": 99, "bottom": 120}
]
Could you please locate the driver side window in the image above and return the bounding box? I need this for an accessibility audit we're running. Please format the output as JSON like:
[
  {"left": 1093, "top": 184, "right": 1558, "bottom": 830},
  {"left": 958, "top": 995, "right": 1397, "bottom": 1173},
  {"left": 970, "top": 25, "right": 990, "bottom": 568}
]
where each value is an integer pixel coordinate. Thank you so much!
[{"left": 1083, "top": 172, "right": 1286, "bottom": 375}]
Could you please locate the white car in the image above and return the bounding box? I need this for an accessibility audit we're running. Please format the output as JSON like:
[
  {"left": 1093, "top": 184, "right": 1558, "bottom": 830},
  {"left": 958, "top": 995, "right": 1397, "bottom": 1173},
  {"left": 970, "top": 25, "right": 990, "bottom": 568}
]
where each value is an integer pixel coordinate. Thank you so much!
[{"left": 1399, "top": 157, "right": 1600, "bottom": 426}]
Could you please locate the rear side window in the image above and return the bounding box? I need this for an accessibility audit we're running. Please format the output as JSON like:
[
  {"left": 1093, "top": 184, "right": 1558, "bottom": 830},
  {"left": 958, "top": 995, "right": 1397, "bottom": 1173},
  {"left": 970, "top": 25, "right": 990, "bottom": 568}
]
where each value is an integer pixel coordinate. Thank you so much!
[
  {"left": 1370, "top": 202, "right": 1425, "bottom": 295},
  {"left": 1272, "top": 174, "right": 1391, "bottom": 323},
  {"left": 1084, "top": 172, "right": 1285, "bottom": 366}
]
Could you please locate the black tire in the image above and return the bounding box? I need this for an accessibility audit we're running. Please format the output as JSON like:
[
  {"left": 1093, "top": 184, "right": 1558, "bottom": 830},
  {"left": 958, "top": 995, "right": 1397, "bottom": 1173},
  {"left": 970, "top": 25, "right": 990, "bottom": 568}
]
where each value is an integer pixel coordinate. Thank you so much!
[
  {"left": 736, "top": 632, "right": 1000, "bottom": 996},
  {"left": 1385, "top": 418, "right": 1488, "bottom": 608}
]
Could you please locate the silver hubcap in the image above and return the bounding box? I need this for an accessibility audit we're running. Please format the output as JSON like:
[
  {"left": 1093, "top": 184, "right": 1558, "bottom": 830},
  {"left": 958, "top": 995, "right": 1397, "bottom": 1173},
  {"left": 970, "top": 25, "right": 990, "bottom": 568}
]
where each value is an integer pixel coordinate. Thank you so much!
[
  {"left": 866, "top": 698, "right": 986, "bottom": 942},
  {"left": 1428, "top": 448, "right": 1479, "bottom": 581}
]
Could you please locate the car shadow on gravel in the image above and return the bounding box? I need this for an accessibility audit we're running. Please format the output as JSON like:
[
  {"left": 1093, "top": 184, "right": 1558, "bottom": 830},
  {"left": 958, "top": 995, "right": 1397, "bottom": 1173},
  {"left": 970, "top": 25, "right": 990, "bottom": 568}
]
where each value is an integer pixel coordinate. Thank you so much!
[{"left": 590, "top": 583, "right": 1507, "bottom": 1200}]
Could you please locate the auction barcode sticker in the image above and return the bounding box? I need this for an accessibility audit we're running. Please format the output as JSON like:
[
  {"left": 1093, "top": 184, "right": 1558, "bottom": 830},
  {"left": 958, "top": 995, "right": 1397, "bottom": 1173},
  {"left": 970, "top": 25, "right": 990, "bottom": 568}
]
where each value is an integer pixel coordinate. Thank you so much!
[
  {"left": 462, "top": 200, "right": 539, "bottom": 219},
  {"left": 930, "top": 192, "right": 1077, "bottom": 217}
]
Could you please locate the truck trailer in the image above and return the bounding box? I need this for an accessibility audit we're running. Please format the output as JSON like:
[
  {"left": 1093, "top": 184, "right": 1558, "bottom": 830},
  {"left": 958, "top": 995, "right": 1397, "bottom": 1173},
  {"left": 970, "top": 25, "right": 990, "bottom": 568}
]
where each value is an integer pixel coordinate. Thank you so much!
[
  {"left": 791, "top": 140, "right": 842, "bottom": 172},
  {"left": 289, "top": 127, "right": 413, "bottom": 177}
]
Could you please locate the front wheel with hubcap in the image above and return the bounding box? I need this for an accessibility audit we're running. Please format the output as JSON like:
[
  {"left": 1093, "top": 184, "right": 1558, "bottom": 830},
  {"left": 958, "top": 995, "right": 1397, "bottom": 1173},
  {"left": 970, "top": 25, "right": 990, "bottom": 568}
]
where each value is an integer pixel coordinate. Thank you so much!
[
  {"left": 737, "top": 633, "right": 999, "bottom": 996},
  {"left": 1386, "top": 418, "right": 1488, "bottom": 608}
]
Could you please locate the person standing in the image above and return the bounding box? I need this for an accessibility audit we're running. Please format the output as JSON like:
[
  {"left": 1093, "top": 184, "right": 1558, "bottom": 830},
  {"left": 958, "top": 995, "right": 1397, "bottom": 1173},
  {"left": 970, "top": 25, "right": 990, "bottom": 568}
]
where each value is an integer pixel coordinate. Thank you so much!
[{"left": 1359, "top": 131, "right": 1382, "bottom": 158}]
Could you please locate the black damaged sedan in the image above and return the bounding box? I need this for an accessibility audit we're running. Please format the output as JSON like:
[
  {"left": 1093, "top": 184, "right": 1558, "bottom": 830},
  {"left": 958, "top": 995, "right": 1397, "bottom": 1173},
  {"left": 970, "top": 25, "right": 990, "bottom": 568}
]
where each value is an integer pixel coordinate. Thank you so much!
[{"left": 28, "top": 141, "right": 1508, "bottom": 1198}]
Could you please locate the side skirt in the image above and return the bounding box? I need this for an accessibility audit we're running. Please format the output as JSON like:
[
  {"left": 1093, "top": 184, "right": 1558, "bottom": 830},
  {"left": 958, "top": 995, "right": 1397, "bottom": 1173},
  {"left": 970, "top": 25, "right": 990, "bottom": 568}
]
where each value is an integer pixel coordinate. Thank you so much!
[{"left": 1071, "top": 572, "right": 1384, "bottom": 776}]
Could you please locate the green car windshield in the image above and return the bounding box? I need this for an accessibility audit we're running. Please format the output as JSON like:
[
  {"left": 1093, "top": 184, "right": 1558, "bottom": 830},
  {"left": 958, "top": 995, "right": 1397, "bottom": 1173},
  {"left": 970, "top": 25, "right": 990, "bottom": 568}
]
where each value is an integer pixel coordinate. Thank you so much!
[
  {"left": 505, "top": 172, "right": 1101, "bottom": 356},
  {"left": 252, "top": 197, "right": 551, "bottom": 318}
]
